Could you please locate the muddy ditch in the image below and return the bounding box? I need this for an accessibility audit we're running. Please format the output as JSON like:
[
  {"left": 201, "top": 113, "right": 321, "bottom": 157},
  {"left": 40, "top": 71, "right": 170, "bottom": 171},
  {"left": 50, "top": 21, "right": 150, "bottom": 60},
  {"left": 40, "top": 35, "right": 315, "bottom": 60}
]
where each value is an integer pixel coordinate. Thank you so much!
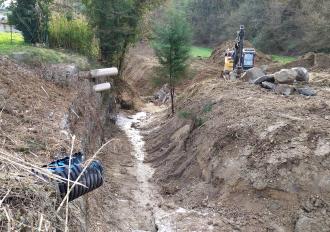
[{"left": 85, "top": 109, "right": 230, "bottom": 231}]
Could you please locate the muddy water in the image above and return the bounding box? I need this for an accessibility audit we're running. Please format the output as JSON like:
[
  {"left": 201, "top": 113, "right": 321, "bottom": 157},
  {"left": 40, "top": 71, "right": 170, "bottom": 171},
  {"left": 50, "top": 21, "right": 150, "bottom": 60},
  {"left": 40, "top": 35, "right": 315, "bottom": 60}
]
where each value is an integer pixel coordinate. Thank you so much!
[
  {"left": 117, "top": 112, "right": 217, "bottom": 232},
  {"left": 117, "top": 112, "right": 174, "bottom": 232}
]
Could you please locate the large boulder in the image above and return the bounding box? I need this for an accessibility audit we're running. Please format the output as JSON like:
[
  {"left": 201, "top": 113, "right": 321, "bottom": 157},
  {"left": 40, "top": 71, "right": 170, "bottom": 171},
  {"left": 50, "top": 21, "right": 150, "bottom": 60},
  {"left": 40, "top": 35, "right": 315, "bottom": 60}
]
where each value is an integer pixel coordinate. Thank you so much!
[
  {"left": 229, "top": 71, "right": 238, "bottom": 81},
  {"left": 261, "top": 81, "right": 276, "bottom": 90},
  {"left": 243, "top": 67, "right": 265, "bottom": 83},
  {"left": 154, "top": 84, "right": 170, "bottom": 104},
  {"left": 11, "top": 52, "right": 30, "bottom": 63},
  {"left": 44, "top": 64, "right": 79, "bottom": 86},
  {"left": 296, "top": 86, "right": 317, "bottom": 96},
  {"left": 292, "top": 67, "right": 309, "bottom": 82},
  {"left": 295, "top": 215, "right": 330, "bottom": 232},
  {"left": 274, "top": 69, "right": 297, "bottom": 84},
  {"left": 275, "top": 84, "right": 295, "bottom": 96},
  {"left": 251, "top": 75, "right": 275, "bottom": 85}
]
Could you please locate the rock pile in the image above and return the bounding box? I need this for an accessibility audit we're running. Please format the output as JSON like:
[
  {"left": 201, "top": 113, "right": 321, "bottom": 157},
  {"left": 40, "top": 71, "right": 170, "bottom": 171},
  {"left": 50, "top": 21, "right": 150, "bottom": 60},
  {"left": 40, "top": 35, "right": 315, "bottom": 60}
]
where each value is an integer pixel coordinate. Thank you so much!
[
  {"left": 245, "top": 67, "right": 316, "bottom": 96},
  {"left": 154, "top": 84, "right": 171, "bottom": 104}
]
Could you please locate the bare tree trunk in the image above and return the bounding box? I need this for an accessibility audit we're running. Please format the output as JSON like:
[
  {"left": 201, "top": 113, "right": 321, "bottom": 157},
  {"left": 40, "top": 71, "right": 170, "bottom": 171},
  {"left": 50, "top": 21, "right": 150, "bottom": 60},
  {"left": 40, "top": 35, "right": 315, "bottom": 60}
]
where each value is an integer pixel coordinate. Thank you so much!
[
  {"left": 169, "top": 45, "right": 175, "bottom": 115},
  {"left": 171, "top": 86, "right": 175, "bottom": 114}
]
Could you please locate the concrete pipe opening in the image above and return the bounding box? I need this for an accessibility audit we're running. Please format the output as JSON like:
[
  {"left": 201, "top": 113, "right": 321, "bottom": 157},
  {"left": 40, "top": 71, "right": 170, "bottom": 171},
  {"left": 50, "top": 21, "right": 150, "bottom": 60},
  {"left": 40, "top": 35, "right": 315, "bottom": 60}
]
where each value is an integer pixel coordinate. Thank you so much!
[
  {"left": 93, "top": 82, "right": 112, "bottom": 92},
  {"left": 90, "top": 68, "right": 118, "bottom": 78}
]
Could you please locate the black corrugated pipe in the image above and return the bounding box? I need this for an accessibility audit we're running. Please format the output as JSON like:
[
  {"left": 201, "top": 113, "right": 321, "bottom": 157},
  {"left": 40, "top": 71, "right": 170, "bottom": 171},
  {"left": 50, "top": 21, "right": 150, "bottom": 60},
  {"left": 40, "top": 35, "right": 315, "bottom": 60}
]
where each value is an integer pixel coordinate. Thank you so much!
[{"left": 44, "top": 152, "right": 104, "bottom": 202}]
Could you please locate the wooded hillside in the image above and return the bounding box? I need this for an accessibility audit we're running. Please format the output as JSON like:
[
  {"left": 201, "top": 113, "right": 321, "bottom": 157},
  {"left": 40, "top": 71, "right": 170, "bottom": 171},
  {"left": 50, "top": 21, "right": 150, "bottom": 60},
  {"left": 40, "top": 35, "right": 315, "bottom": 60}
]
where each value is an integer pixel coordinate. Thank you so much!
[{"left": 188, "top": 0, "right": 330, "bottom": 55}]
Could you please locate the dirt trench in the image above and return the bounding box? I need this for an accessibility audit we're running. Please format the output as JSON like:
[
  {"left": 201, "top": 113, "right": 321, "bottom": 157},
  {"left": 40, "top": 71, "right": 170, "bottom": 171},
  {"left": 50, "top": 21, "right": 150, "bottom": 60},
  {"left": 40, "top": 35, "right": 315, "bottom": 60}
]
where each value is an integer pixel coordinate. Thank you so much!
[{"left": 86, "top": 104, "right": 228, "bottom": 231}]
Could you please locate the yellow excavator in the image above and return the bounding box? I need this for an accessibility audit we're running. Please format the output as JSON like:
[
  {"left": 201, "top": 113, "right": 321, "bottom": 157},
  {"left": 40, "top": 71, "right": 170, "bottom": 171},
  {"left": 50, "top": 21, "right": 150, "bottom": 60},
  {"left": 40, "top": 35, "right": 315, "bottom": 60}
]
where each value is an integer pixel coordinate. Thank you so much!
[{"left": 223, "top": 25, "right": 256, "bottom": 79}]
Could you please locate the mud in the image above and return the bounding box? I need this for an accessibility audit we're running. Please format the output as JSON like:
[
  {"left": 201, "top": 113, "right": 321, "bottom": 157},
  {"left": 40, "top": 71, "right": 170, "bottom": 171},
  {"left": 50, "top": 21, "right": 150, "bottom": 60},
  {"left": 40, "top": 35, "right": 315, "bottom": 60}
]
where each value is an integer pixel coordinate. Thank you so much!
[
  {"left": 87, "top": 108, "right": 233, "bottom": 231},
  {"left": 144, "top": 76, "right": 330, "bottom": 231}
]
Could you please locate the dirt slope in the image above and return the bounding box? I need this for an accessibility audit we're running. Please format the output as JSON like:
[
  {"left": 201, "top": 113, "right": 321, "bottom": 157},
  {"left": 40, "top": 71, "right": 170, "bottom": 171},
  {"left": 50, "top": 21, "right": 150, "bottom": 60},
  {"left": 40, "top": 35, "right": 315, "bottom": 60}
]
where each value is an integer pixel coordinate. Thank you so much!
[
  {"left": 144, "top": 73, "right": 330, "bottom": 231},
  {"left": 122, "top": 42, "right": 159, "bottom": 97},
  {"left": 0, "top": 56, "right": 112, "bottom": 231},
  {"left": 268, "top": 52, "right": 330, "bottom": 73},
  {"left": 0, "top": 56, "right": 81, "bottom": 230}
]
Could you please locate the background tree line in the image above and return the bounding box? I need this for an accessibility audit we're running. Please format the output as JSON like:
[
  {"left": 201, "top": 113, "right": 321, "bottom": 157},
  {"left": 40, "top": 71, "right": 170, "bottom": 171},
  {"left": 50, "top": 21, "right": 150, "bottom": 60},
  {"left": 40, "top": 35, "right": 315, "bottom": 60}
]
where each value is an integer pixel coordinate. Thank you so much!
[
  {"left": 187, "top": 0, "right": 330, "bottom": 55},
  {"left": 8, "top": 0, "right": 162, "bottom": 66}
]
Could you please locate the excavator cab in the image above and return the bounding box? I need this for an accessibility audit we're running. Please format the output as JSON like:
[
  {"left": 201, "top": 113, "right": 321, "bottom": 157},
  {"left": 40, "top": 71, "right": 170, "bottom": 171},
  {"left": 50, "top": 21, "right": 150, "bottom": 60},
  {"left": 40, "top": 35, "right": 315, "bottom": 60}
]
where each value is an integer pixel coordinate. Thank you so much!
[
  {"left": 242, "top": 48, "right": 256, "bottom": 70},
  {"left": 223, "top": 25, "right": 257, "bottom": 79}
]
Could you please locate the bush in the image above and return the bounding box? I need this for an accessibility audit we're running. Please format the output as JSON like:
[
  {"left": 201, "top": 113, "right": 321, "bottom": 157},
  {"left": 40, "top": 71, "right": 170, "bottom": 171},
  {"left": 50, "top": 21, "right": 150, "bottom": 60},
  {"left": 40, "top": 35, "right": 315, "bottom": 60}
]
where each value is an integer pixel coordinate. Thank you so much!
[
  {"left": 9, "top": 0, "right": 52, "bottom": 44},
  {"left": 49, "top": 15, "right": 99, "bottom": 58},
  {"left": 202, "top": 102, "right": 214, "bottom": 113},
  {"left": 178, "top": 110, "right": 192, "bottom": 119}
]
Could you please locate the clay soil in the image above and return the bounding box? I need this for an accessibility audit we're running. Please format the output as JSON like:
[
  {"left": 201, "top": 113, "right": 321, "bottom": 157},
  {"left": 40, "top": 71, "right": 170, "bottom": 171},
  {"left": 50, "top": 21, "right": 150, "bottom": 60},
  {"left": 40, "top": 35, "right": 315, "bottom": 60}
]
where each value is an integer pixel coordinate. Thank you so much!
[
  {"left": 121, "top": 42, "right": 330, "bottom": 231},
  {"left": 0, "top": 56, "right": 81, "bottom": 230},
  {"left": 2, "top": 38, "right": 330, "bottom": 232}
]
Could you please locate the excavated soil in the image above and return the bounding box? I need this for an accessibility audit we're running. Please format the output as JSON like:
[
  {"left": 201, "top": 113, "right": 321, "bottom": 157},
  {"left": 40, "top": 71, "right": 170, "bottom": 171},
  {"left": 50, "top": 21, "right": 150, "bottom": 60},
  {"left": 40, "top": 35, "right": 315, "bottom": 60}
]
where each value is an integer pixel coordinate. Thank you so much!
[
  {"left": 119, "top": 42, "right": 330, "bottom": 231},
  {"left": 0, "top": 56, "right": 111, "bottom": 231},
  {"left": 0, "top": 56, "right": 82, "bottom": 230},
  {"left": 268, "top": 52, "right": 330, "bottom": 73},
  {"left": 122, "top": 42, "right": 223, "bottom": 98},
  {"left": 2, "top": 38, "right": 330, "bottom": 231},
  {"left": 122, "top": 42, "right": 160, "bottom": 97},
  {"left": 144, "top": 75, "right": 330, "bottom": 231}
]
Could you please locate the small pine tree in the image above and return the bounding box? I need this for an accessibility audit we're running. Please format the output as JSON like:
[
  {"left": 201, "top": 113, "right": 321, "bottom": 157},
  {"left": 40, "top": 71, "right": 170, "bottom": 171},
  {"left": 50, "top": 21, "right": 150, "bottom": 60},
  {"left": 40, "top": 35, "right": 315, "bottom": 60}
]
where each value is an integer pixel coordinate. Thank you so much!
[{"left": 152, "top": 7, "right": 192, "bottom": 114}]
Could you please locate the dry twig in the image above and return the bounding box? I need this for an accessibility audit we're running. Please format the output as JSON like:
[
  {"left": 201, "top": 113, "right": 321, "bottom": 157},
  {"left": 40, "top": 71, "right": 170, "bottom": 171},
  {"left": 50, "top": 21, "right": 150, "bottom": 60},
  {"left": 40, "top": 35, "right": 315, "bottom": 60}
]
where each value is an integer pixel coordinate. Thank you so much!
[
  {"left": 0, "top": 189, "right": 11, "bottom": 207},
  {"left": 65, "top": 135, "right": 75, "bottom": 232},
  {"left": 41, "top": 86, "right": 50, "bottom": 98},
  {"left": 38, "top": 214, "right": 44, "bottom": 232}
]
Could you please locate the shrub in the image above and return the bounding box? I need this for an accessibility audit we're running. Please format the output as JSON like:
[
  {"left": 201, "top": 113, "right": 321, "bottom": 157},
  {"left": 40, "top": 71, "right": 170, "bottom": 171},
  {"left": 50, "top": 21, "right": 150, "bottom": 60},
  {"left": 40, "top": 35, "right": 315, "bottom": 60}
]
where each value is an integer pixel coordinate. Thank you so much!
[
  {"left": 178, "top": 110, "right": 192, "bottom": 119},
  {"left": 202, "top": 102, "right": 214, "bottom": 113},
  {"left": 49, "top": 14, "right": 98, "bottom": 57},
  {"left": 9, "top": 0, "right": 52, "bottom": 44}
]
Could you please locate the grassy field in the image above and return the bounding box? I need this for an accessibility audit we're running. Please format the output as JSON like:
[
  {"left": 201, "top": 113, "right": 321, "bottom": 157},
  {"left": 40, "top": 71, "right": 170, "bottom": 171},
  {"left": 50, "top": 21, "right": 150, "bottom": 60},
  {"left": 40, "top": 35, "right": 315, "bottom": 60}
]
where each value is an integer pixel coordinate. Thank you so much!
[
  {"left": 190, "top": 46, "right": 212, "bottom": 58},
  {"left": 0, "top": 32, "right": 90, "bottom": 69},
  {"left": 271, "top": 55, "right": 297, "bottom": 64}
]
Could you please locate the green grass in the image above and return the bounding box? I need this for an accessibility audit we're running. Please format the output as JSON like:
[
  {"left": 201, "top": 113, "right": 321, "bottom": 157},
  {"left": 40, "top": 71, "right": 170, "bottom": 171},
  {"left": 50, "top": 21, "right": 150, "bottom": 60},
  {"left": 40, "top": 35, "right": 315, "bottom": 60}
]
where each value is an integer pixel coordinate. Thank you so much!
[
  {"left": 271, "top": 55, "right": 297, "bottom": 64},
  {"left": 0, "top": 32, "right": 90, "bottom": 69},
  {"left": 190, "top": 46, "right": 212, "bottom": 58},
  {"left": 0, "top": 32, "right": 24, "bottom": 45}
]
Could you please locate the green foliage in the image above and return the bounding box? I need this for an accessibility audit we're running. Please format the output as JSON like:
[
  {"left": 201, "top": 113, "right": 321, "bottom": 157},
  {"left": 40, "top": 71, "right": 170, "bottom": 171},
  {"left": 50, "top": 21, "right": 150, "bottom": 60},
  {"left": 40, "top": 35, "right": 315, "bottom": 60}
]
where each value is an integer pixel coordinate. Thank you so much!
[
  {"left": 152, "top": 8, "right": 192, "bottom": 80},
  {"left": 190, "top": 46, "right": 212, "bottom": 58},
  {"left": 202, "top": 102, "right": 214, "bottom": 113},
  {"left": 49, "top": 14, "right": 98, "bottom": 57},
  {"left": 187, "top": 0, "right": 330, "bottom": 55},
  {"left": 0, "top": 32, "right": 26, "bottom": 54},
  {"left": 0, "top": 32, "right": 90, "bottom": 69},
  {"left": 271, "top": 55, "right": 297, "bottom": 64},
  {"left": 83, "top": 0, "right": 161, "bottom": 67},
  {"left": 178, "top": 110, "right": 205, "bottom": 128},
  {"left": 193, "top": 116, "right": 205, "bottom": 128},
  {"left": 152, "top": 6, "right": 192, "bottom": 114},
  {"left": 0, "top": 32, "right": 24, "bottom": 45},
  {"left": 178, "top": 110, "right": 192, "bottom": 119},
  {"left": 8, "top": 0, "right": 52, "bottom": 44}
]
